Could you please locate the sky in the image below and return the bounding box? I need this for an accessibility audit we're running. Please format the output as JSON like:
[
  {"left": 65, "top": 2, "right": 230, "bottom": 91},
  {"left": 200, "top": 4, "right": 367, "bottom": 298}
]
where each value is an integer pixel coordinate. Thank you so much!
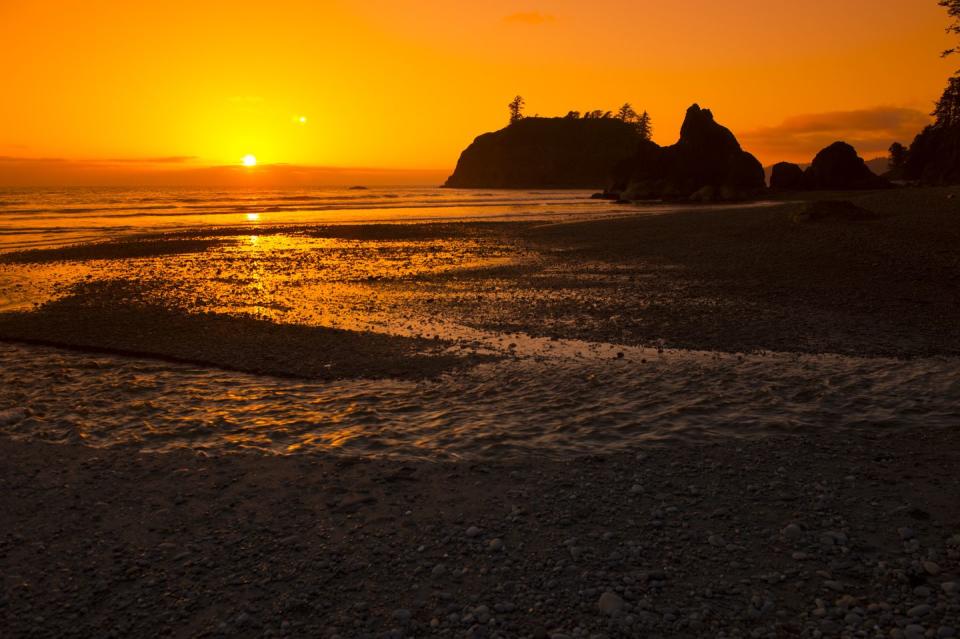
[{"left": 0, "top": 0, "right": 956, "bottom": 186}]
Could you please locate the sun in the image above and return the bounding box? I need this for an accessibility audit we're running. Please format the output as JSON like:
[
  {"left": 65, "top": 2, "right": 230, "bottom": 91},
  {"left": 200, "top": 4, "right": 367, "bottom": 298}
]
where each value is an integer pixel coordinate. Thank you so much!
[{"left": 242, "top": 154, "right": 257, "bottom": 167}]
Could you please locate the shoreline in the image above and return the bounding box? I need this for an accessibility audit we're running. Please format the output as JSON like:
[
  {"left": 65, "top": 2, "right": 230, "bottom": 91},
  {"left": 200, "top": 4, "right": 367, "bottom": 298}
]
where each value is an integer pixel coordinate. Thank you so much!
[
  {"left": 1, "top": 186, "right": 959, "bottom": 637},
  {"left": 1, "top": 187, "right": 959, "bottom": 363}
]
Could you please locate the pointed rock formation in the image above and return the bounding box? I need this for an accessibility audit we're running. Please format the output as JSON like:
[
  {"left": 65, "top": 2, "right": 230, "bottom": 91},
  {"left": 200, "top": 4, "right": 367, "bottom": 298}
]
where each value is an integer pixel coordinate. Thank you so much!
[{"left": 608, "top": 104, "right": 766, "bottom": 201}]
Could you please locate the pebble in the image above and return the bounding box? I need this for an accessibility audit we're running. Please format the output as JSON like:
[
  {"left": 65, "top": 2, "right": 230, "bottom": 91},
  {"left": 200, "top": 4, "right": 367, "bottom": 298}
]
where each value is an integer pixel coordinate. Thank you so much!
[
  {"left": 708, "top": 534, "right": 726, "bottom": 547},
  {"left": 488, "top": 538, "right": 504, "bottom": 552},
  {"left": 597, "top": 591, "right": 624, "bottom": 617},
  {"left": 466, "top": 526, "right": 482, "bottom": 538},
  {"left": 907, "top": 603, "right": 931, "bottom": 618},
  {"left": 781, "top": 524, "right": 803, "bottom": 541},
  {"left": 905, "top": 625, "right": 926, "bottom": 639},
  {"left": 823, "top": 580, "right": 844, "bottom": 592}
]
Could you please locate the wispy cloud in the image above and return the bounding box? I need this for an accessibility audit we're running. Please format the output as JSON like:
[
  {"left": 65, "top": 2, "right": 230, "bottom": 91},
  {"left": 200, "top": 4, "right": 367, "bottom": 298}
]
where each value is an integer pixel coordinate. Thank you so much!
[
  {"left": 0, "top": 156, "right": 67, "bottom": 163},
  {"left": 503, "top": 11, "right": 555, "bottom": 26},
  {"left": 741, "top": 107, "right": 931, "bottom": 162},
  {"left": 0, "top": 157, "right": 448, "bottom": 187},
  {"left": 104, "top": 156, "right": 198, "bottom": 164}
]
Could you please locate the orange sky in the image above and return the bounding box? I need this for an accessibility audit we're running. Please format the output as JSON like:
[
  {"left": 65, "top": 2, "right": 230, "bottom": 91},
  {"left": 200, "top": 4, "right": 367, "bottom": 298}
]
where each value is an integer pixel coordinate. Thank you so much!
[{"left": 0, "top": 0, "right": 955, "bottom": 186}]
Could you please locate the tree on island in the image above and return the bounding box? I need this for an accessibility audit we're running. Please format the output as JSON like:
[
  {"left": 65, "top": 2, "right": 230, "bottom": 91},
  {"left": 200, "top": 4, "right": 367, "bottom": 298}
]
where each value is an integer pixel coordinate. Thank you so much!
[
  {"left": 616, "top": 103, "right": 639, "bottom": 123},
  {"left": 636, "top": 111, "right": 653, "bottom": 141},
  {"left": 898, "top": 2, "right": 960, "bottom": 184},
  {"left": 933, "top": 76, "right": 960, "bottom": 127},
  {"left": 888, "top": 142, "right": 909, "bottom": 171},
  {"left": 508, "top": 95, "right": 525, "bottom": 124},
  {"left": 941, "top": 0, "right": 959, "bottom": 58}
]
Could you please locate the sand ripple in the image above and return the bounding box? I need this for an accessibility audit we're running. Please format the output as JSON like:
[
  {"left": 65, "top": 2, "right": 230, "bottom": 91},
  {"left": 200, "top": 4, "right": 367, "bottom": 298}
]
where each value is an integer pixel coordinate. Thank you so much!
[{"left": 1, "top": 341, "right": 956, "bottom": 460}]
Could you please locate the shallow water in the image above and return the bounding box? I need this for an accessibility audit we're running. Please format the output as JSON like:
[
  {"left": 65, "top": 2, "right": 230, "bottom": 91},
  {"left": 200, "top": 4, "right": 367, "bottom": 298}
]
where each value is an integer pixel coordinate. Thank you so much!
[
  {"left": 0, "top": 187, "right": 608, "bottom": 251},
  {"left": 0, "top": 186, "right": 781, "bottom": 252},
  {"left": 1, "top": 341, "right": 957, "bottom": 460},
  {"left": 2, "top": 188, "right": 956, "bottom": 460}
]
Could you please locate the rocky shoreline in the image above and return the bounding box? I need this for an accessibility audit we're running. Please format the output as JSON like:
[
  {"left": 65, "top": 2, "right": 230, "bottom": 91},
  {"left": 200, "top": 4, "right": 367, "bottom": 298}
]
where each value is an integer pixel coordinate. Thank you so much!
[
  {"left": 2, "top": 430, "right": 959, "bottom": 639},
  {"left": 2, "top": 188, "right": 959, "bottom": 638}
]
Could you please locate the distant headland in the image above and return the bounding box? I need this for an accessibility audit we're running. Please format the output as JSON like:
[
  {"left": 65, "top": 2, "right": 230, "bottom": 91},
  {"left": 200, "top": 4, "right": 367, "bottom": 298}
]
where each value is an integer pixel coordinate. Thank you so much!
[
  {"left": 445, "top": 84, "right": 960, "bottom": 199},
  {"left": 443, "top": 101, "right": 649, "bottom": 189}
]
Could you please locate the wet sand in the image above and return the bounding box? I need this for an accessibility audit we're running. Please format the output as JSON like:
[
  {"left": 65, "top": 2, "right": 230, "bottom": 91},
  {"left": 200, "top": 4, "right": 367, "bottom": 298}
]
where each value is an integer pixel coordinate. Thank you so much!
[
  {"left": 1, "top": 187, "right": 959, "bottom": 637},
  {"left": 2, "top": 188, "right": 958, "bottom": 363}
]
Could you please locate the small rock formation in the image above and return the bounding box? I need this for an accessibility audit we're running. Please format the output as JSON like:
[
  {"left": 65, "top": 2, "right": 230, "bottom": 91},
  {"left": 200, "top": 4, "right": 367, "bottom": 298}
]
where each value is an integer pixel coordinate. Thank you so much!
[
  {"left": 769, "top": 162, "right": 805, "bottom": 190},
  {"left": 608, "top": 104, "right": 766, "bottom": 201},
  {"left": 802, "top": 142, "right": 890, "bottom": 190},
  {"left": 444, "top": 117, "right": 644, "bottom": 189},
  {"left": 792, "top": 200, "right": 878, "bottom": 223}
]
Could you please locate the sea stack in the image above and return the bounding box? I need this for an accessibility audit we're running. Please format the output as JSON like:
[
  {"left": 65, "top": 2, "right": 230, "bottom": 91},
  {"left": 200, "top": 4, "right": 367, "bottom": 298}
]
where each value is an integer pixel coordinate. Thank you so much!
[
  {"left": 608, "top": 104, "right": 766, "bottom": 201},
  {"left": 443, "top": 117, "right": 644, "bottom": 189}
]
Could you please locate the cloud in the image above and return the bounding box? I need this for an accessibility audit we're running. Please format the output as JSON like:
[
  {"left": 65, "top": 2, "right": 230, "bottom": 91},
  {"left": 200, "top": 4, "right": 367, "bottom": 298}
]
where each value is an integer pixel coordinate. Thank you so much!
[
  {"left": 740, "top": 107, "right": 931, "bottom": 162},
  {"left": 0, "top": 155, "right": 67, "bottom": 163},
  {"left": 0, "top": 156, "right": 448, "bottom": 187},
  {"left": 503, "top": 11, "right": 555, "bottom": 26},
  {"left": 104, "top": 156, "right": 198, "bottom": 164}
]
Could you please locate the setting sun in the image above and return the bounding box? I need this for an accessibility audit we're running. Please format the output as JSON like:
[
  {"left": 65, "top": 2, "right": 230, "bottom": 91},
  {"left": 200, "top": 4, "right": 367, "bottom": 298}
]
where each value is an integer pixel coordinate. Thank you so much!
[{"left": 242, "top": 154, "right": 257, "bottom": 167}]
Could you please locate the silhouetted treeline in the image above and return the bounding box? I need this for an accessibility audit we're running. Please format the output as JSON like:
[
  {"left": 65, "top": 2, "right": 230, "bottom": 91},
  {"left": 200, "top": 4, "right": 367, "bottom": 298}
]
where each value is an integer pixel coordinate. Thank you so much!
[
  {"left": 895, "top": 77, "right": 960, "bottom": 184},
  {"left": 507, "top": 96, "right": 652, "bottom": 140},
  {"left": 941, "top": 0, "right": 959, "bottom": 58},
  {"left": 882, "top": 3, "right": 960, "bottom": 184}
]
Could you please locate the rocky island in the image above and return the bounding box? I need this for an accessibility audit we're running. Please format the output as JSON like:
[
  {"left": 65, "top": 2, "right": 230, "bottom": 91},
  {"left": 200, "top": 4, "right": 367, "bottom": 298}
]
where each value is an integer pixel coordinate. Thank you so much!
[{"left": 443, "top": 116, "right": 644, "bottom": 189}]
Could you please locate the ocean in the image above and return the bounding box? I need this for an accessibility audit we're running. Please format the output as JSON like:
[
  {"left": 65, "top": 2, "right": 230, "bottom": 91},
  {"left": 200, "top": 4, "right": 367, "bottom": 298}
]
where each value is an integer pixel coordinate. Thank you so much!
[{"left": 0, "top": 186, "right": 636, "bottom": 252}]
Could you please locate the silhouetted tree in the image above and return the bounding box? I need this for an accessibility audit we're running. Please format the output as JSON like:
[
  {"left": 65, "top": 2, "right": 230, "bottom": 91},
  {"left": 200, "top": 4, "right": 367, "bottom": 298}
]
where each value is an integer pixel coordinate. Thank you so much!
[
  {"left": 564, "top": 110, "right": 581, "bottom": 119},
  {"left": 585, "top": 110, "right": 605, "bottom": 119},
  {"left": 933, "top": 76, "right": 960, "bottom": 127},
  {"left": 508, "top": 96, "right": 525, "bottom": 124},
  {"left": 636, "top": 111, "right": 653, "bottom": 141},
  {"left": 888, "top": 142, "right": 909, "bottom": 170},
  {"left": 616, "top": 103, "right": 639, "bottom": 122},
  {"left": 941, "top": 0, "right": 960, "bottom": 57}
]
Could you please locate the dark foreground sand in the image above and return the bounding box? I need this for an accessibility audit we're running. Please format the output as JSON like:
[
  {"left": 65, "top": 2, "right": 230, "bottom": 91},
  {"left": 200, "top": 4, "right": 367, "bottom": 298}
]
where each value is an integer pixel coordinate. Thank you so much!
[
  {"left": 2, "top": 431, "right": 959, "bottom": 639},
  {"left": 1, "top": 188, "right": 960, "bottom": 638}
]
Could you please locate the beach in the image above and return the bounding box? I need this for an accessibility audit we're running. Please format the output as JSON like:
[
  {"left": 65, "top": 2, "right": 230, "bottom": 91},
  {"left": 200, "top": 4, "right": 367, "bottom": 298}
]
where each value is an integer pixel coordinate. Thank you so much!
[{"left": 1, "top": 186, "right": 959, "bottom": 637}]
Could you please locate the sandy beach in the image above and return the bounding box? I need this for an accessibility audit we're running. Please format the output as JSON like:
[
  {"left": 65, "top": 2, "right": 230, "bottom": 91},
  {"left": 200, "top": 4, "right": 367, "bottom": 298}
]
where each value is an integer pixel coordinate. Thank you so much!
[{"left": 1, "top": 187, "right": 959, "bottom": 637}]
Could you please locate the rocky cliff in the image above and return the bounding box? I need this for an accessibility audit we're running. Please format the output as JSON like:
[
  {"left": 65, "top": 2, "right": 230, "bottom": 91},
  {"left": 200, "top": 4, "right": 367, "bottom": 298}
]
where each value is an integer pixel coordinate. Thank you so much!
[
  {"left": 607, "top": 104, "right": 766, "bottom": 201},
  {"left": 444, "top": 117, "right": 643, "bottom": 189}
]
